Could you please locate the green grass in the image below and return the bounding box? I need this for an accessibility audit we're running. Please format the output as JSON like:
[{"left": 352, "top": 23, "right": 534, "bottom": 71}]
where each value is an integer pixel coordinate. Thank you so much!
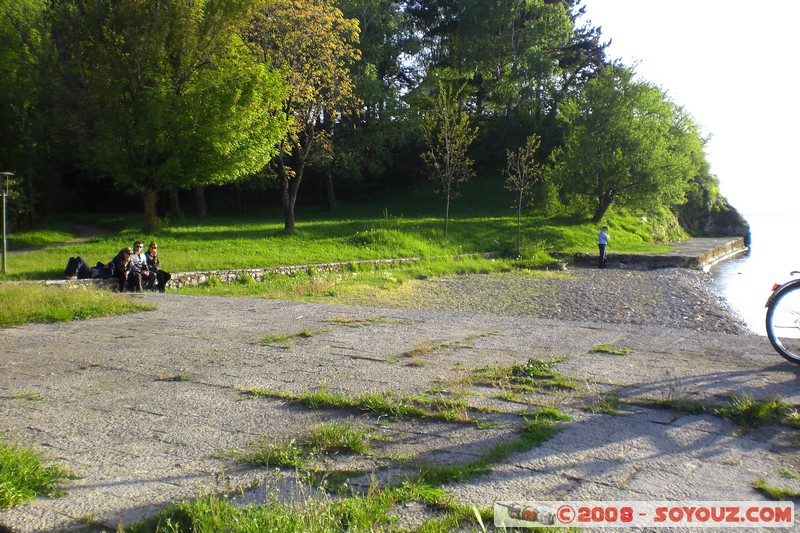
[
  {"left": 123, "top": 478, "right": 482, "bottom": 533},
  {"left": 0, "top": 436, "right": 72, "bottom": 508},
  {"left": 239, "top": 421, "right": 373, "bottom": 468},
  {"left": 418, "top": 407, "right": 571, "bottom": 485},
  {"left": 7, "top": 224, "right": 79, "bottom": 250},
  {"left": 716, "top": 396, "right": 799, "bottom": 428},
  {"left": 634, "top": 395, "right": 800, "bottom": 429},
  {"left": 753, "top": 478, "right": 800, "bottom": 500},
  {"left": 589, "top": 344, "right": 634, "bottom": 355},
  {"left": 260, "top": 328, "right": 329, "bottom": 347},
  {"left": 1, "top": 206, "right": 676, "bottom": 281},
  {"left": 469, "top": 358, "right": 576, "bottom": 393},
  {"left": 0, "top": 284, "right": 155, "bottom": 327}
]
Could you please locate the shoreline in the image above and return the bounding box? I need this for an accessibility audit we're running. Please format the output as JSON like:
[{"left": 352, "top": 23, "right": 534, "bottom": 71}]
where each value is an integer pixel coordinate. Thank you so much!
[{"left": 346, "top": 266, "right": 752, "bottom": 335}]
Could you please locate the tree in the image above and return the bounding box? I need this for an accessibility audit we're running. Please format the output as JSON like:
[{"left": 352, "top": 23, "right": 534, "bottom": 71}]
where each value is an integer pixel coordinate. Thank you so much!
[
  {"left": 245, "top": 0, "right": 361, "bottom": 233},
  {"left": 549, "top": 65, "right": 703, "bottom": 223},
  {"left": 422, "top": 81, "right": 477, "bottom": 236},
  {"left": 334, "top": 0, "right": 419, "bottom": 192},
  {"left": 47, "top": 0, "right": 289, "bottom": 232},
  {"left": 504, "top": 133, "right": 543, "bottom": 253},
  {"left": 0, "top": 0, "right": 49, "bottom": 227}
]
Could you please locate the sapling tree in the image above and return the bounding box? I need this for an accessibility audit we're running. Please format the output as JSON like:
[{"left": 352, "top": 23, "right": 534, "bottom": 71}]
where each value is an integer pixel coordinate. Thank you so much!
[
  {"left": 504, "top": 133, "right": 543, "bottom": 254},
  {"left": 421, "top": 81, "right": 478, "bottom": 237}
]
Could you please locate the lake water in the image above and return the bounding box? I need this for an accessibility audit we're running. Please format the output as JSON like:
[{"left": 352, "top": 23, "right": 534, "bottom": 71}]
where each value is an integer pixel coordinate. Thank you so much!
[{"left": 707, "top": 212, "right": 800, "bottom": 335}]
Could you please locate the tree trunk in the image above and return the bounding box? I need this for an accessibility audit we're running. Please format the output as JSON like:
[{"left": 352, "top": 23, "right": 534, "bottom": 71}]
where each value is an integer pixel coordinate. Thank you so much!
[
  {"left": 193, "top": 186, "right": 207, "bottom": 218},
  {"left": 444, "top": 190, "right": 450, "bottom": 237},
  {"left": 592, "top": 199, "right": 612, "bottom": 223},
  {"left": 142, "top": 189, "right": 161, "bottom": 233},
  {"left": 169, "top": 187, "right": 181, "bottom": 216},
  {"left": 325, "top": 168, "right": 337, "bottom": 213},
  {"left": 280, "top": 161, "right": 304, "bottom": 233},
  {"left": 516, "top": 190, "right": 523, "bottom": 254},
  {"left": 281, "top": 178, "right": 295, "bottom": 233}
]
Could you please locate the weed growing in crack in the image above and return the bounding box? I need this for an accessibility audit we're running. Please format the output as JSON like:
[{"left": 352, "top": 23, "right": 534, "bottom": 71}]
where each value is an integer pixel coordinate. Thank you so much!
[
  {"left": 0, "top": 436, "right": 73, "bottom": 509},
  {"left": 753, "top": 477, "right": 800, "bottom": 500},
  {"left": 260, "top": 328, "right": 330, "bottom": 348},
  {"left": 589, "top": 344, "right": 634, "bottom": 355}
]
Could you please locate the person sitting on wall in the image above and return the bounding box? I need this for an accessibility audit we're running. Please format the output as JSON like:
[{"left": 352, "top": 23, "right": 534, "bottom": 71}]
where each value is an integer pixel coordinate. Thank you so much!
[
  {"left": 145, "top": 241, "right": 171, "bottom": 292},
  {"left": 112, "top": 247, "right": 133, "bottom": 292},
  {"left": 64, "top": 256, "right": 115, "bottom": 280},
  {"left": 130, "top": 241, "right": 156, "bottom": 292}
]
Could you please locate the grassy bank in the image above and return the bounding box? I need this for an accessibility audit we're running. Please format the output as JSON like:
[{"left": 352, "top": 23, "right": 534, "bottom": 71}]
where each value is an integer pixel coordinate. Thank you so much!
[
  {"left": 0, "top": 207, "right": 674, "bottom": 281},
  {"left": 0, "top": 284, "right": 155, "bottom": 327}
]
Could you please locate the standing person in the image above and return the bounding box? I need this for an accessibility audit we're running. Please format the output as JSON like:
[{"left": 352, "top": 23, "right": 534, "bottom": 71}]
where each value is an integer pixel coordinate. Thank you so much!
[
  {"left": 145, "top": 241, "right": 171, "bottom": 292},
  {"left": 597, "top": 225, "right": 610, "bottom": 269},
  {"left": 112, "top": 247, "right": 133, "bottom": 292},
  {"left": 130, "top": 241, "right": 156, "bottom": 291}
]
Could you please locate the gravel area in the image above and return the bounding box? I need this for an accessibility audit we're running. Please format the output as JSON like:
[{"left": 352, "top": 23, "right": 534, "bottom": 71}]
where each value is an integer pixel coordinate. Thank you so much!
[{"left": 363, "top": 266, "right": 750, "bottom": 335}]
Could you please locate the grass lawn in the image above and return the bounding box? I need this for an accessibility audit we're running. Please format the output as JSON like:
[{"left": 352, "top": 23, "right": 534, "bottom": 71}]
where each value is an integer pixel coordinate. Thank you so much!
[
  {"left": 0, "top": 203, "right": 673, "bottom": 281},
  {"left": 0, "top": 284, "right": 155, "bottom": 328}
]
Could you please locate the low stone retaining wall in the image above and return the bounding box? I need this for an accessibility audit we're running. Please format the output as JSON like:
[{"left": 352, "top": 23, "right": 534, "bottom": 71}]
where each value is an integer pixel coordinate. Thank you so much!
[
  {"left": 39, "top": 255, "right": 487, "bottom": 291},
  {"left": 29, "top": 239, "right": 746, "bottom": 292}
]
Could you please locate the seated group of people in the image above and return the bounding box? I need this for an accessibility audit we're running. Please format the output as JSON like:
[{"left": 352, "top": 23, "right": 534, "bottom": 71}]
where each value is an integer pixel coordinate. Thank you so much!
[{"left": 64, "top": 241, "right": 171, "bottom": 293}]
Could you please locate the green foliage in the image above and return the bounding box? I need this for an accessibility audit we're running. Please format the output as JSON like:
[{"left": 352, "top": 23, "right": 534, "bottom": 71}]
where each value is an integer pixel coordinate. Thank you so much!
[
  {"left": 0, "top": 284, "right": 154, "bottom": 327},
  {"left": 419, "top": 407, "right": 571, "bottom": 485},
  {"left": 505, "top": 134, "right": 544, "bottom": 253},
  {"left": 246, "top": 0, "right": 361, "bottom": 232},
  {"left": 550, "top": 65, "right": 704, "bottom": 223},
  {"left": 7, "top": 226, "right": 79, "bottom": 250},
  {"left": 124, "top": 479, "right": 469, "bottom": 533},
  {"left": 422, "top": 81, "right": 479, "bottom": 236},
  {"left": 0, "top": 436, "right": 71, "bottom": 508},
  {"left": 305, "top": 422, "right": 371, "bottom": 455},
  {"left": 471, "top": 358, "right": 576, "bottom": 393},
  {"left": 45, "top": 0, "right": 289, "bottom": 231},
  {"left": 201, "top": 276, "right": 221, "bottom": 288}
]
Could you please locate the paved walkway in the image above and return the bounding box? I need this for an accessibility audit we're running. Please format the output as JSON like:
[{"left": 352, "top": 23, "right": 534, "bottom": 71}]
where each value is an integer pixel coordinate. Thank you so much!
[
  {"left": 3, "top": 239, "right": 799, "bottom": 533},
  {"left": 2, "top": 301, "right": 798, "bottom": 532}
]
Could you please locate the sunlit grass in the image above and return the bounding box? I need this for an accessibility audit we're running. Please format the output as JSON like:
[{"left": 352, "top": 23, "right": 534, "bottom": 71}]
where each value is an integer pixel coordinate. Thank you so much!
[
  {"left": 7, "top": 226, "right": 79, "bottom": 250},
  {"left": 1, "top": 207, "right": 673, "bottom": 281},
  {"left": 0, "top": 284, "right": 155, "bottom": 327},
  {"left": 0, "top": 436, "right": 72, "bottom": 508}
]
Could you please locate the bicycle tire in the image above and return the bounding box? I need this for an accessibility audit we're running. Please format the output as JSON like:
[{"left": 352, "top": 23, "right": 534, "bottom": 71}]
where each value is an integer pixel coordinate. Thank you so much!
[{"left": 766, "top": 281, "right": 800, "bottom": 364}]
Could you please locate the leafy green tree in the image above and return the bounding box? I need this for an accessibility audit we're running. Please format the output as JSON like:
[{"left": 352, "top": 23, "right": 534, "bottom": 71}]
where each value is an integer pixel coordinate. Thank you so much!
[
  {"left": 504, "top": 133, "right": 543, "bottom": 253},
  {"left": 334, "top": 0, "right": 419, "bottom": 191},
  {"left": 46, "top": 0, "right": 288, "bottom": 231},
  {"left": 245, "top": 0, "right": 361, "bottom": 233},
  {"left": 422, "top": 81, "right": 477, "bottom": 237},
  {"left": 0, "top": 0, "right": 48, "bottom": 227},
  {"left": 549, "top": 65, "right": 703, "bottom": 223}
]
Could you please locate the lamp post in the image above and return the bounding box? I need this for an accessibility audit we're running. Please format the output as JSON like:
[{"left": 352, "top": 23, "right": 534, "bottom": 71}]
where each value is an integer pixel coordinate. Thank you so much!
[{"left": 0, "top": 172, "right": 13, "bottom": 275}]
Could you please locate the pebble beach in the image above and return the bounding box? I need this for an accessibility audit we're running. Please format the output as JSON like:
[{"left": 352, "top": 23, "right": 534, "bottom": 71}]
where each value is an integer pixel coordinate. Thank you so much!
[{"left": 362, "top": 266, "right": 752, "bottom": 335}]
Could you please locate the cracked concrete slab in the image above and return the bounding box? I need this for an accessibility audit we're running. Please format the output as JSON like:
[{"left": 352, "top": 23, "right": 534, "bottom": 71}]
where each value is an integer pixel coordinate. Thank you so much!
[{"left": 1, "top": 293, "right": 798, "bottom": 532}]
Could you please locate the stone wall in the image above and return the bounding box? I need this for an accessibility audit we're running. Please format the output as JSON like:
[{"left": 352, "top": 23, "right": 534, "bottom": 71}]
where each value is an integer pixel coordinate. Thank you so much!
[
  {"left": 31, "top": 240, "right": 746, "bottom": 292},
  {"left": 39, "top": 256, "right": 461, "bottom": 291}
]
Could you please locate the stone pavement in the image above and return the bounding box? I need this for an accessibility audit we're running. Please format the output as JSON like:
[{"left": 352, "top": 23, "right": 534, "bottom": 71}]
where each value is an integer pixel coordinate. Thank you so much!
[{"left": 1, "top": 286, "right": 799, "bottom": 532}]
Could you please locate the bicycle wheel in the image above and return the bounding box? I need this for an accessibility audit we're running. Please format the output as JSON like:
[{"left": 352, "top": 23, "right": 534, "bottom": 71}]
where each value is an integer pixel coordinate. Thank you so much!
[{"left": 766, "top": 283, "right": 800, "bottom": 364}]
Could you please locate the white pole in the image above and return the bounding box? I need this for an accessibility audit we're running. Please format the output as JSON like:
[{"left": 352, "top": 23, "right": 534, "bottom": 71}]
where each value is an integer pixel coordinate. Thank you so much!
[{"left": 0, "top": 172, "right": 14, "bottom": 275}]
